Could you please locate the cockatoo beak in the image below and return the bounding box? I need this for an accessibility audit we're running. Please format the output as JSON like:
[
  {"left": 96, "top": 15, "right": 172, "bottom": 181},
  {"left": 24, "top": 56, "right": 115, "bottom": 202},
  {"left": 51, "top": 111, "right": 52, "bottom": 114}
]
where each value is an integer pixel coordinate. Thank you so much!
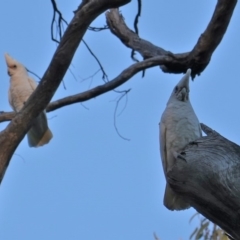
[{"left": 178, "top": 69, "right": 191, "bottom": 90}]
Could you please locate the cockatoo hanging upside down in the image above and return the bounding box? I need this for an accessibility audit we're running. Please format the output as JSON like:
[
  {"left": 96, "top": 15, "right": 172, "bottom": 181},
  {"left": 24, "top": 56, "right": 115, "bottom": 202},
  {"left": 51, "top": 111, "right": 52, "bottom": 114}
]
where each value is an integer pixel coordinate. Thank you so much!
[
  {"left": 5, "top": 53, "right": 53, "bottom": 147},
  {"left": 159, "top": 69, "right": 202, "bottom": 210}
]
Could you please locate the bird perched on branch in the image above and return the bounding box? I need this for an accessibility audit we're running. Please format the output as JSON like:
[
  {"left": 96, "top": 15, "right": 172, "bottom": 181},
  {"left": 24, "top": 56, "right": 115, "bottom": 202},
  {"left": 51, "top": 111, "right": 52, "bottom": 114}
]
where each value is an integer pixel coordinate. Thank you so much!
[
  {"left": 5, "top": 53, "right": 53, "bottom": 147},
  {"left": 159, "top": 69, "right": 202, "bottom": 210}
]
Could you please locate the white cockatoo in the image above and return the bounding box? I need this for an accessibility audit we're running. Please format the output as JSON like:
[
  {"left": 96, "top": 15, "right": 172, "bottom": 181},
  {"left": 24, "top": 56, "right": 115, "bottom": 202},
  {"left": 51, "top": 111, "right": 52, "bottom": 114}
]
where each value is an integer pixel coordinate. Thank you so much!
[
  {"left": 5, "top": 53, "right": 53, "bottom": 147},
  {"left": 159, "top": 69, "right": 202, "bottom": 210}
]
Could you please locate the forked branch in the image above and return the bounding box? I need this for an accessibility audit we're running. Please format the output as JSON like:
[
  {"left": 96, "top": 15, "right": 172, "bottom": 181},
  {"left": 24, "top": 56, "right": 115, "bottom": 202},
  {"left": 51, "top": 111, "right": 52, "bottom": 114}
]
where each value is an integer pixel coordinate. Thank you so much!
[{"left": 106, "top": 0, "right": 237, "bottom": 78}]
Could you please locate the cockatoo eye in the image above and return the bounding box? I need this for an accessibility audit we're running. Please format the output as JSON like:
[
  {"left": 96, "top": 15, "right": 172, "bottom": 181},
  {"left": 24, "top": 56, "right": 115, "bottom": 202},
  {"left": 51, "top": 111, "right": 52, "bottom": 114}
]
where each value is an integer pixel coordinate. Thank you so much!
[
  {"left": 13, "top": 65, "right": 17, "bottom": 68},
  {"left": 174, "top": 86, "right": 179, "bottom": 93}
]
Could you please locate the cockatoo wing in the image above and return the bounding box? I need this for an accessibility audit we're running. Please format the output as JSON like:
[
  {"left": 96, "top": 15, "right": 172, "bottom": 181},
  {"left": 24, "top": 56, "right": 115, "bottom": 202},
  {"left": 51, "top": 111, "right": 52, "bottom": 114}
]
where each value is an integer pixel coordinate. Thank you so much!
[
  {"left": 27, "top": 77, "right": 38, "bottom": 91},
  {"left": 160, "top": 120, "right": 190, "bottom": 210},
  {"left": 163, "top": 183, "right": 190, "bottom": 210}
]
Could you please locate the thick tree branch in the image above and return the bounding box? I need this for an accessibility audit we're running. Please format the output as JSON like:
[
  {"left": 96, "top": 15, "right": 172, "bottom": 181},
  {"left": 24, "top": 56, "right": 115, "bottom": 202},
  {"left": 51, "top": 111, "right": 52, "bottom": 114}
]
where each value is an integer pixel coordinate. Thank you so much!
[
  {"left": 0, "top": 0, "right": 130, "bottom": 184},
  {"left": 106, "top": 9, "right": 167, "bottom": 57},
  {"left": 167, "top": 123, "right": 240, "bottom": 239},
  {"left": 0, "top": 55, "right": 172, "bottom": 122},
  {"left": 0, "top": 112, "right": 16, "bottom": 122},
  {"left": 106, "top": 0, "right": 237, "bottom": 78}
]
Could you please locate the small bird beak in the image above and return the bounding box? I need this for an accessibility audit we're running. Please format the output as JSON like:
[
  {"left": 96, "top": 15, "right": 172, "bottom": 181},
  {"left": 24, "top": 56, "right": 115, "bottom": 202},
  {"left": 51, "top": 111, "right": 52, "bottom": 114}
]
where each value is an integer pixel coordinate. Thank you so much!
[{"left": 178, "top": 69, "right": 191, "bottom": 89}]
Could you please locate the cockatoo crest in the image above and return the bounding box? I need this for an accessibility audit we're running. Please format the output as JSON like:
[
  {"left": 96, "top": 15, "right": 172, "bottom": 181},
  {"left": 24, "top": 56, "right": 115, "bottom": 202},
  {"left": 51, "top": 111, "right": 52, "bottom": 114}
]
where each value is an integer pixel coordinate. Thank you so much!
[{"left": 5, "top": 53, "right": 27, "bottom": 77}]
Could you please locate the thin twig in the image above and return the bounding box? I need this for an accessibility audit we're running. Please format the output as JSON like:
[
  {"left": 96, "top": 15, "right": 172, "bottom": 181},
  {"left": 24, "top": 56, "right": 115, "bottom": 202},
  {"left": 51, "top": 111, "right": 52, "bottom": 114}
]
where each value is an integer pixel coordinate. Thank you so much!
[
  {"left": 88, "top": 25, "right": 109, "bottom": 31},
  {"left": 50, "top": 2, "right": 109, "bottom": 84},
  {"left": 26, "top": 68, "right": 41, "bottom": 81},
  {"left": 50, "top": 0, "right": 68, "bottom": 43},
  {"left": 113, "top": 89, "right": 131, "bottom": 141},
  {"left": 131, "top": 0, "right": 142, "bottom": 61},
  {"left": 132, "top": 0, "right": 145, "bottom": 77},
  {"left": 82, "top": 39, "right": 109, "bottom": 82}
]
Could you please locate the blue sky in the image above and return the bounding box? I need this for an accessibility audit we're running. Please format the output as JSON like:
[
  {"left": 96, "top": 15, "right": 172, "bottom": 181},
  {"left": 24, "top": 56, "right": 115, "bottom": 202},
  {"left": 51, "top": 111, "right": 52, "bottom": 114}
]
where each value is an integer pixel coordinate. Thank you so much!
[{"left": 0, "top": 1, "right": 239, "bottom": 239}]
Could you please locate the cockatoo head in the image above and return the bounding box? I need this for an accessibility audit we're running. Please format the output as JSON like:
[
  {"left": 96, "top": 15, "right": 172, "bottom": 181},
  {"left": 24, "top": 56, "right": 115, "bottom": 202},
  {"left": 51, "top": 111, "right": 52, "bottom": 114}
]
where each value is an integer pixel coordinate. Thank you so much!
[
  {"left": 169, "top": 69, "right": 191, "bottom": 103},
  {"left": 4, "top": 53, "right": 27, "bottom": 77}
]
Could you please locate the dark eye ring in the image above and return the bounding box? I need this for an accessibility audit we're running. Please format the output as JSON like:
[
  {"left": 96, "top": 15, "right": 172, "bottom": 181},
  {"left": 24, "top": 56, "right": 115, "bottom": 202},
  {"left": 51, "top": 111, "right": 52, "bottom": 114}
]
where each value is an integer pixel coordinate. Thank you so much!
[
  {"left": 175, "top": 86, "right": 179, "bottom": 92},
  {"left": 13, "top": 65, "right": 17, "bottom": 68}
]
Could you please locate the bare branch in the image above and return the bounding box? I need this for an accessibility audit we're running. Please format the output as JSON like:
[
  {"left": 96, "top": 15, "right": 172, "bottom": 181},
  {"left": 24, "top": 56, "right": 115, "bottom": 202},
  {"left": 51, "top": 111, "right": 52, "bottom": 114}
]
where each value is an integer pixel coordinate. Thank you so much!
[
  {"left": 113, "top": 89, "right": 131, "bottom": 141},
  {"left": 130, "top": 0, "right": 146, "bottom": 77},
  {"left": 131, "top": 0, "right": 142, "bottom": 62},
  {"left": 133, "top": 0, "right": 141, "bottom": 36},
  {"left": 0, "top": 0, "right": 131, "bottom": 184},
  {"left": 50, "top": 0, "right": 68, "bottom": 43},
  {"left": 88, "top": 25, "right": 109, "bottom": 31},
  {"left": 106, "top": 0, "right": 237, "bottom": 78},
  {"left": 106, "top": 9, "right": 167, "bottom": 57},
  {"left": 0, "top": 112, "right": 16, "bottom": 122},
  {"left": 43, "top": 55, "right": 173, "bottom": 112},
  {"left": 0, "top": 55, "right": 173, "bottom": 123},
  {"left": 82, "top": 39, "right": 109, "bottom": 81}
]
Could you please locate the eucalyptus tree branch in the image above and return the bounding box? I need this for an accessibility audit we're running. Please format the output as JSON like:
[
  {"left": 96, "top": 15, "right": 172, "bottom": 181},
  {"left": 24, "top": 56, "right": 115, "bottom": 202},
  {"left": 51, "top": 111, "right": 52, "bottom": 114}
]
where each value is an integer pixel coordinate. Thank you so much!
[
  {"left": 106, "top": 0, "right": 237, "bottom": 78},
  {"left": 0, "top": 55, "right": 172, "bottom": 122}
]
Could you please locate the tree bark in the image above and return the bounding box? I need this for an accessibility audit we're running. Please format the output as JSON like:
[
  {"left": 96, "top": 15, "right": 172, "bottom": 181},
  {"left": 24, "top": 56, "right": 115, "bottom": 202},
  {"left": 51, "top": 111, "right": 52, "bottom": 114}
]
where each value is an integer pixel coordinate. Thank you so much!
[
  {"left": 1, "top": 0, "right": 237, "bottom": 123},
  {"left": 0, "top": 0, "right": 239, "bottom": 237},
  {"left": 167, "top": 123, "right": 240, "bottom": 239},
  {"left": 106, "top": 0, "right": 237, "bottom": 78}
]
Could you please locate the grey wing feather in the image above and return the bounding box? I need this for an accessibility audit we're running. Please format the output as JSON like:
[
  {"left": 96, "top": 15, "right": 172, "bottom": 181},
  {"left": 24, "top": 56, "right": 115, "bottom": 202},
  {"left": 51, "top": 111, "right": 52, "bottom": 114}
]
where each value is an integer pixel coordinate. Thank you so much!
[{"left": 160, "top": 121, "right": 190, "bottom": 210}]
